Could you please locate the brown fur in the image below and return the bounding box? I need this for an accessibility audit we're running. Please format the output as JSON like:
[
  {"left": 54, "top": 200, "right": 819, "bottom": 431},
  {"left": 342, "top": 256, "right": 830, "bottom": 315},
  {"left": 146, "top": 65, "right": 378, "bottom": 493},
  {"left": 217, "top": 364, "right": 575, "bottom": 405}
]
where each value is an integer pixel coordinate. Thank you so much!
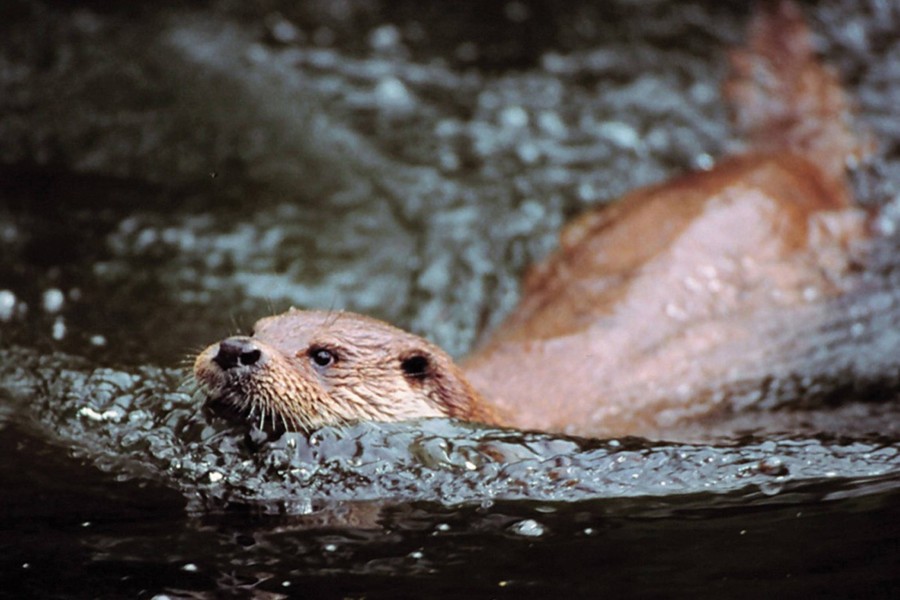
[{"left": 194, "top": 309, "right": 500, "bottom": 432}]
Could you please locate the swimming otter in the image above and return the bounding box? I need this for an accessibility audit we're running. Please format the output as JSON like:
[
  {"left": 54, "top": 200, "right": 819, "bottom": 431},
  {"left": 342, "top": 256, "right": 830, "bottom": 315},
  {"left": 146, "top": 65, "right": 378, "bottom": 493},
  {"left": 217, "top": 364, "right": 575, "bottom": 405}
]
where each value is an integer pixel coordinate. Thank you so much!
[
  {"left": 194, "top": 1, "right": 878, "bottom": 438},
  {"left": 194, "top": 310, "right": 500, "bottom": 433}
]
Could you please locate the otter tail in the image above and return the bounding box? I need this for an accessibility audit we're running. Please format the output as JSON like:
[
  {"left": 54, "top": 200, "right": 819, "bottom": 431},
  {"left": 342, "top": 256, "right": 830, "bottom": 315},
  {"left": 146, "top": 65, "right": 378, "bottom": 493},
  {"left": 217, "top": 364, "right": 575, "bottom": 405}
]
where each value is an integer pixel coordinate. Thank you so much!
[{"left": 724, "top": 0, "right": 873, "bottom": 199}]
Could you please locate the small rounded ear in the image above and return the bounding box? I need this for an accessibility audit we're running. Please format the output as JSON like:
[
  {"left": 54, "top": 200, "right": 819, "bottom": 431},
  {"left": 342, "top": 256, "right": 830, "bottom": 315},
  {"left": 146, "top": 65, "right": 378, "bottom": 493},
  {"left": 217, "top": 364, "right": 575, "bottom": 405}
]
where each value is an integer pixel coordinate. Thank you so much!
[{"left": 400, "top": 351, "right": 432, "bottom": 381}]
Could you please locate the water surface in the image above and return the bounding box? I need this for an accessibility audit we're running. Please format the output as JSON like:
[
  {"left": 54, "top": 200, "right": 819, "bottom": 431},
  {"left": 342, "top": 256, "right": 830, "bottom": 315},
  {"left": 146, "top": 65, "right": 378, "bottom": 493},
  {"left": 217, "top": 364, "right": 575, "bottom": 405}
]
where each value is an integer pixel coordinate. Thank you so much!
[{"left": 2, "top": 0, "right": 900, "bottom": 597}]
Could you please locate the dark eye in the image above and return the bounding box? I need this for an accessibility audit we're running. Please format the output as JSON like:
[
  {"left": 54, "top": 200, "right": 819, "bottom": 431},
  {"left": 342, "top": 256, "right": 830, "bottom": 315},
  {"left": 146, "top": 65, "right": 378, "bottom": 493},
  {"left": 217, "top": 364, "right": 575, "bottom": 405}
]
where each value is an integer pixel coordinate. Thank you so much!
[
  {"left": 401, "top": 354, "right": 430, "bottom": 380},
  {"left": 309, "top": 347, "right": 336, "bottom": 368}
]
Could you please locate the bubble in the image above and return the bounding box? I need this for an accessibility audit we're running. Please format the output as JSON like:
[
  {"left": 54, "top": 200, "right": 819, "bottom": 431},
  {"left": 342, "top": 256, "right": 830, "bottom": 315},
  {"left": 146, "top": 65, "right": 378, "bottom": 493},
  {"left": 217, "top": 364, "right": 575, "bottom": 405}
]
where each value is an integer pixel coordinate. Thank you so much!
[{"left": 374, "top": 77, "right": 415, "bottom": 112}]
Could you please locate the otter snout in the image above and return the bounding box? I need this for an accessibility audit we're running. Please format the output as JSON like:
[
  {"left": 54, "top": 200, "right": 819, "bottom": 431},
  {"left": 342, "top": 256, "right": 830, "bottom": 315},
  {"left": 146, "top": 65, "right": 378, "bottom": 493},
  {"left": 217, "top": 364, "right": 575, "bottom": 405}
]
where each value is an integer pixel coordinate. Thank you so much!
[{"left": 212, "top": 336, "right": 262, "bottom": 371}]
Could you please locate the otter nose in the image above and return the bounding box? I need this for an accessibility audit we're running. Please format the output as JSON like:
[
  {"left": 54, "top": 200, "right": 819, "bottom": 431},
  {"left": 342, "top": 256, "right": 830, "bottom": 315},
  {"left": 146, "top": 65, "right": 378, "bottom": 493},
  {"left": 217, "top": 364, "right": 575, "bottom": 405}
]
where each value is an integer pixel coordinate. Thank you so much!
[{"left": 213, "top": 337, "right": 262, "bottom": 370}]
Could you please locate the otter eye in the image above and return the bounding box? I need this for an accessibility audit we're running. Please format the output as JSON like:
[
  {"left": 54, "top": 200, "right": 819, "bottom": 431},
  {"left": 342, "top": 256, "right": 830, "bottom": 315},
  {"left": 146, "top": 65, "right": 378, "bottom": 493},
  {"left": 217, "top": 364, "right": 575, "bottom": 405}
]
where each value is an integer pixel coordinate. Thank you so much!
[
  {"left": 401, "top": 354, "right": 430, "bottom": 380},
  {"left": 309, "top": 347, "right": 336, "bottom": 368}
]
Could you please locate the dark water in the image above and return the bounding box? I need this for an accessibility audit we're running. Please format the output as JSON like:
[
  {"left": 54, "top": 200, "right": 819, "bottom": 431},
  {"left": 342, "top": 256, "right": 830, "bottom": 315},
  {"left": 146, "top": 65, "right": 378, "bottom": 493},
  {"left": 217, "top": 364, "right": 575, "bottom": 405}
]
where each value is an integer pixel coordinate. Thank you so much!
[{"left": 2, "top": 0, "right": 900, "bottom": 597}]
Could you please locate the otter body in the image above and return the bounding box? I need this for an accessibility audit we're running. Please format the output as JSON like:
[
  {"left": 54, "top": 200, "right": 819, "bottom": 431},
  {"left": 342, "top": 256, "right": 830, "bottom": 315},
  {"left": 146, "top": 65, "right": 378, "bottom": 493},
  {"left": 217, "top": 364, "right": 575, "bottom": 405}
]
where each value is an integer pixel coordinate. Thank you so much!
[{"left": 194, "top": 2, "right": 882, "bottom": 438}]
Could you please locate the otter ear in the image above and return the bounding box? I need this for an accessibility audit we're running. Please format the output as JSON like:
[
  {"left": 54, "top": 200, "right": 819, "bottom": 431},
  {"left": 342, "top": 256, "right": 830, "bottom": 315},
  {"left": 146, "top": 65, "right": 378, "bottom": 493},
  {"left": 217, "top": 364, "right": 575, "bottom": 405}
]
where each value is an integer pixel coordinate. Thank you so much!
[{"left": 399, "top": 351, "right": 432, "bottom": 382}]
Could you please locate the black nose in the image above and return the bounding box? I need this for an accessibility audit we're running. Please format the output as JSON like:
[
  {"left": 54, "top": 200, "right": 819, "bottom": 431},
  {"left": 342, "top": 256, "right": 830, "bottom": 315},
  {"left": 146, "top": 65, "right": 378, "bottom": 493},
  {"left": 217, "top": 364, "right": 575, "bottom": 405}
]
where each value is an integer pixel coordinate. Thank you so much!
[{"left": 213, "top": 337, "right": 262, "bottom": 370}]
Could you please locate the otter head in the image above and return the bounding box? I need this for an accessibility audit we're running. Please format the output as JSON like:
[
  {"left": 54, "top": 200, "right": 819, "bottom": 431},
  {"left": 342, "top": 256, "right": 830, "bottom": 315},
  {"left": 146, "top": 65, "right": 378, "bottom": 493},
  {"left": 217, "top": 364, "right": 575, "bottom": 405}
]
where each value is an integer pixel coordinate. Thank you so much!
[{"left": 193, "top": 309, "right": 496, "bottom": 433}]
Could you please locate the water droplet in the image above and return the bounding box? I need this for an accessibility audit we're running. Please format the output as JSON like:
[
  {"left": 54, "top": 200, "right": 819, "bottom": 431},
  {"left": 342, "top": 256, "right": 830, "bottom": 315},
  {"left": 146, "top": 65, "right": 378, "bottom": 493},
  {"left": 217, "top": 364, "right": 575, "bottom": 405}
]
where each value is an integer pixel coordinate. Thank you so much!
[
  {"left": 43, "top": 288, "right": 65, "bottom": 313},
  {"left": 598, "top": 121, "right": 639, "bottom": 150},
  {"left": 694, "top": 153, "right": 714, "bottom": 170},
  {"left": 0, "top": 290, "right": 16, "bottom": 321},
  {"left": 369, "top": 25, "right": 401, "bottom": 51},
  {"left": 266, "top": 14, "right": 302, "bottom": 45},
  {"left": 758, "top": 479, "right": 784, "bottom": 496},
  {"left": 509, "top": 519, "right": 545, "bottom": 537},
  {"left": 516, "top": 141, "right": 540, "bottom": 164},
  {"left": 374, "top": 77, "right": 415, "bottom": 112},
  {"left": 577, "top": 181, "right": 598, "bottom": 202},
  {"left": 499, "top": 105, "right": 529, "bottom": 129},
  {"left": 537, "top": 110, "right": 566, "bottom": 137}
]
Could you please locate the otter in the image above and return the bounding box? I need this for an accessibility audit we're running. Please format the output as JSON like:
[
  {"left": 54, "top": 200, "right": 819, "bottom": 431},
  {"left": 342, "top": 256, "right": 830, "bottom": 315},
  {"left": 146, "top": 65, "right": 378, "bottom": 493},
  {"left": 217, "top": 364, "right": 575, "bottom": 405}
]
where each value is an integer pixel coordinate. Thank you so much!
[
  {"left": 194, "top": 2, "right": 880, "bottom": 438},
  {"left": 194, "top": 310, "right": 500, "bottom": 433}
]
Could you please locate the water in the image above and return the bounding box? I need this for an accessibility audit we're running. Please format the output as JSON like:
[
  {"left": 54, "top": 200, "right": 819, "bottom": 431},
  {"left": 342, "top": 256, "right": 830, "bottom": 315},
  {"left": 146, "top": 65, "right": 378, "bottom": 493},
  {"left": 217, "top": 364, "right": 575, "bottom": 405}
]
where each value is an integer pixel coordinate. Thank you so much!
[{"left": 2, "top": 0, "right": 900, "bottom": 597}]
